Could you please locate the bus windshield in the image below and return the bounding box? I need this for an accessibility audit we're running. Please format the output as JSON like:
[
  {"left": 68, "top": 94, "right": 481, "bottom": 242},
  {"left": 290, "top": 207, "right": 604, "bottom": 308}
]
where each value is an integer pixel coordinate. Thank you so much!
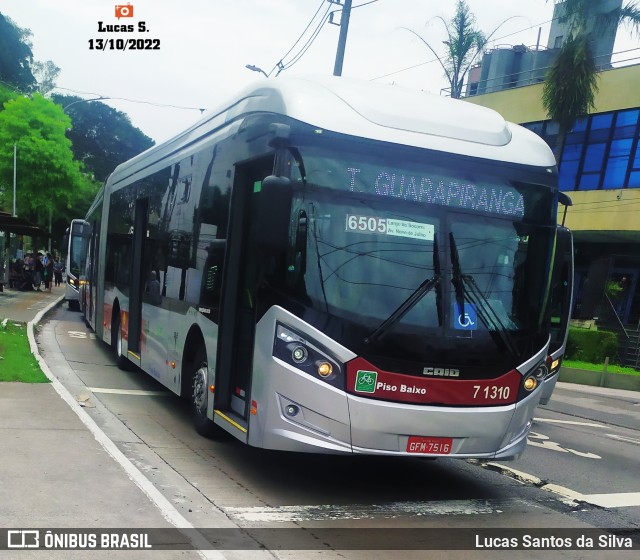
[
  {"left": 69, "top": 222, "right": 90, "bottom": 279},
  {"left": 283, "top": 137, "right": 557, "bottom": 371}
]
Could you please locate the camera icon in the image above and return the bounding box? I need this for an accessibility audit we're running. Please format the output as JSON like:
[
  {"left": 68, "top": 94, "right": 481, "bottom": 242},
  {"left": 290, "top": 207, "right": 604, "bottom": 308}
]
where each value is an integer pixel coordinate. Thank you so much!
[{"left": 115, "top": 3, "right": 134, "bottom": 19}]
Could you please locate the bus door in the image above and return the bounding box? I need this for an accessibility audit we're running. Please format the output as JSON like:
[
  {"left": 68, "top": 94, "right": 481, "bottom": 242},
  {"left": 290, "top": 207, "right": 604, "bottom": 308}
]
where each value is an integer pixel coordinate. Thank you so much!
[
  {"left": 126, "top": 197, "right": 149, "bottom": 360},
  {"left": 214, "top": 156, "right": 274, "bottom": 422}
]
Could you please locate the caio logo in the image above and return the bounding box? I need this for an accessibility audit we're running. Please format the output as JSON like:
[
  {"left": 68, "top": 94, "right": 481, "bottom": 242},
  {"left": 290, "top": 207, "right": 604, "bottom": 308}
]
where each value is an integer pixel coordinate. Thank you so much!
[{"left": 115, "top": 3, "right": 134, "bottom": 19}]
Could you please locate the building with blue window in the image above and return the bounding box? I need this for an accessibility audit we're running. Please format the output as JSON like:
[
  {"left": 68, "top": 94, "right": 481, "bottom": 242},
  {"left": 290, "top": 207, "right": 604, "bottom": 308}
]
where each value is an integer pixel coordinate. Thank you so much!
[{"left": 465, "top": 60, "right": 640, "bottom": 364}]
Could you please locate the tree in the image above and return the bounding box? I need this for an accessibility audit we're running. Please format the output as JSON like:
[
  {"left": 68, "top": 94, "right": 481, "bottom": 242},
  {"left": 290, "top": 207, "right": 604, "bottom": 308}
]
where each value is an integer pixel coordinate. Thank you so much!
[
  {"left": 32, "top": 60, "right": 61, "bottom": 96},
  {"left": 0, "top": 83, "right": 18, "bottom": 109},
  {"left": 542, "top": 0, "right": 640, "bottom": 160},
  {"left": 52, "top": 94, "right": 154, "bottom": 183},
  {"left": 0, "top": 94, "right": 98, "bottom": 237},
  {"left": 404, "top": 1, "right": 515, "bottom": 98},
  {"left": 0, "top": 13, "right": 36, "bottom": 92}
]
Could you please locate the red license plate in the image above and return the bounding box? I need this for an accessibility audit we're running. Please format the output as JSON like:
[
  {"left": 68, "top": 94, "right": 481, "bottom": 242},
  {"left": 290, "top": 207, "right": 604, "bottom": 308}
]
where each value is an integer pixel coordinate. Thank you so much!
[{"left": 406, "top": 436, "right": 453, "bottom": 455}]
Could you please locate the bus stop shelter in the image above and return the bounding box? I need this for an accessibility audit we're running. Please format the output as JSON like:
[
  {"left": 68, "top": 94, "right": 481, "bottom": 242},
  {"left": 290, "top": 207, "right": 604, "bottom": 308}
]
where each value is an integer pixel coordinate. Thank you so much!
[{"left": 0, "top": 212, "right": 50, "bottom": 291}]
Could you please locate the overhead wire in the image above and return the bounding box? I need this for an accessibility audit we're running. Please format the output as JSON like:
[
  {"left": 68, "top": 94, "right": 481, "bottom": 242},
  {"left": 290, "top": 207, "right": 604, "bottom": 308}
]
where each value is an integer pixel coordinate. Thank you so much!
[
  {"left": 52, "top": 86, "right": 206, "bottom": 112},
  {"left": 371, "top": 17, "right": 555, "bottom": 81},
  {"left": 269, "top": 0, "right": 328, "bottom": 75},
  {"left": 275, "top": 0, "right": 383, "bottom": 74},
  {"left": 277, "top": 3, "right": 334, "bottom": 73}
]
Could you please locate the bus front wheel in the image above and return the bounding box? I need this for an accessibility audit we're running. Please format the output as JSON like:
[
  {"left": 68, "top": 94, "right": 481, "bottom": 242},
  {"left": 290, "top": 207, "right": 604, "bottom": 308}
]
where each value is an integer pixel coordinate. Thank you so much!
[{"left": 190, "top": 346, "right": 220, "bottom": 438}]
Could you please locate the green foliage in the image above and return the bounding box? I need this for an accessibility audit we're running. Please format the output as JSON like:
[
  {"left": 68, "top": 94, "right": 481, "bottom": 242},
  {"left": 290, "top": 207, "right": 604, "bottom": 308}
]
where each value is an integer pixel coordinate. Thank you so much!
[
  {"left": 605, "top": 280, "right": 623, "bottom": 298},
  {"left": 0, "top": 13, "right": 36, "bottom": 92},
  {"left": 543, "top": 0, "right": 640, "bottom": 160},
  {"left": 51, "top": 94, "right": 154, "bottom": 182},
  {"left": 0, "top": 83, "right": 18, "bottom": 108},
  {"left": 0, "top": 93, "right": 99, "bottom": 233},
  {"left": 0, "top": 322, "right": 49, "bottom": 383},
  {"left": 565, "top": 327, "right": 618, "bottom": 363},
  {"left": 563, "top": 359, "right": 640, "bottom": 376},
  {"left": 542, "top": 34, "right": 598, "bottom": 133},
  {"left": 404, "top": 1, "right": 516, "bottom": 98}
]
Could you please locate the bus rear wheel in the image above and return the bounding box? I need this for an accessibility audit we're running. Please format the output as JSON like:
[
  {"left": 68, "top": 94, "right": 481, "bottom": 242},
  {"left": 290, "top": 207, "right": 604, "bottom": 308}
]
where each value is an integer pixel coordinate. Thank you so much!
[{"left": 190, "top": 346, "right": 220, "bottom": 438}]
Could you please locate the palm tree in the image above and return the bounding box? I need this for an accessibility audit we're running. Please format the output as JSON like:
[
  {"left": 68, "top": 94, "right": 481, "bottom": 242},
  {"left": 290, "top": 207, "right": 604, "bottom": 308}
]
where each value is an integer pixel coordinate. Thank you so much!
[
  {"left": 542, "top": 0, "right": 640, "bottom": 161},
  {"left": 404, "top": 0, "right": 516, "bottom": 98}
]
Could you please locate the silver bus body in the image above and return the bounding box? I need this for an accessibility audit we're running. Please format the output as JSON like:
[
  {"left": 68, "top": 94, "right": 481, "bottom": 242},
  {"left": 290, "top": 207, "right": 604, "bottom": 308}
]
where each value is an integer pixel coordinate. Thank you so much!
[{"left": 80, "top": 76, "right": 565, "bottom": 460}]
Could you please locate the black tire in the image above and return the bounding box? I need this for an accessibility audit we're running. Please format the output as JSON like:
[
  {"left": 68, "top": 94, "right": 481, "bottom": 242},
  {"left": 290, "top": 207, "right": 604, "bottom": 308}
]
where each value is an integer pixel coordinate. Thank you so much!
[
  {"left": 190, "top": 346, "right": 221, "bottom": 438},
  {"left": 68, "top": 299, "right": 80, "bottom": 311},
  {"left": 112, "top": 313, "right": 131, "bottom": 370}
]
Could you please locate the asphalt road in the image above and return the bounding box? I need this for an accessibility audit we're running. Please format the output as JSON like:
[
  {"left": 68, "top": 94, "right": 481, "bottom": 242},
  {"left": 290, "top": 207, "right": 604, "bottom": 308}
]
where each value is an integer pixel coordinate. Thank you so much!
[{"left": 34, "top": 303, "right": 640, "bottom": 558}]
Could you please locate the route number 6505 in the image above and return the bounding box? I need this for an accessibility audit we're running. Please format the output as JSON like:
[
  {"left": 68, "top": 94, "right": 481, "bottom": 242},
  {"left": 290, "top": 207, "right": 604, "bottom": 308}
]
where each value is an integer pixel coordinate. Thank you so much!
[{"left": 346, "top": 214, "right": 387, "bottom": 234}]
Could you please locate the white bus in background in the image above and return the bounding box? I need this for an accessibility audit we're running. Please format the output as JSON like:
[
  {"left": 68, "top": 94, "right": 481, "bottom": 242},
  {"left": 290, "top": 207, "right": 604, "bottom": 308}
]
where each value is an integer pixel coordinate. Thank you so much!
[
  {"left": 79, "top": 76, "right": 572, "bottom": 460},
  {"left": 63, "top": 218, "right": 90, "bottom": 310}
]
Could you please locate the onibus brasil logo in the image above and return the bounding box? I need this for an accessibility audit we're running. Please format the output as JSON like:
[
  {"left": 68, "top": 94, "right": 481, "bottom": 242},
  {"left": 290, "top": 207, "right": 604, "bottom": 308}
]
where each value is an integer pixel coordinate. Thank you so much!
[{"left": 355, "top": 370, "right": 378, "bottom": 393}]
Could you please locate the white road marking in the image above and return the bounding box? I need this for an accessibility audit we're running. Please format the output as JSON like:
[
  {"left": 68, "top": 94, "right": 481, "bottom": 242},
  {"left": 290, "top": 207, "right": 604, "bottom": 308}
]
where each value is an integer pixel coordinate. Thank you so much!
[
  {"left": 88, "top": 387, "right": 170, "bottom": 397},
  {"left": 224, "top": 498, "right": 533, "bottom": 523},
  {"left": 534, "top": 417, "right": 606, "bottom": 428},
  {"left": 482, "top": 462, "right": 543, "bottom": 486},
  {"left": 527, "top": 431, "right": 601, "bottom": 459},
  {"left": 580, "top": 492, "right": 640, "bottom": 508},
  {"left": 484, "top": 463, "right": 640, "bottom": 509},
  {"left": 540, "top": 484, "right": 589, "bottom": 506},
  {"left": 606, "top": 434, "right": 640, "bottom": 445},
  {"left": 67, "top": 330, "right": 96, "bottom": 339}
]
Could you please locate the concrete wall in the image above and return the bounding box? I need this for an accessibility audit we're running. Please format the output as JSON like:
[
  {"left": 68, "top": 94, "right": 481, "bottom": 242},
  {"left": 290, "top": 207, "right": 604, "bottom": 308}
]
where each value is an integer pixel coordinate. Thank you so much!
[{"left": 465, "top": 64, "right": 640, "bottom": 122}]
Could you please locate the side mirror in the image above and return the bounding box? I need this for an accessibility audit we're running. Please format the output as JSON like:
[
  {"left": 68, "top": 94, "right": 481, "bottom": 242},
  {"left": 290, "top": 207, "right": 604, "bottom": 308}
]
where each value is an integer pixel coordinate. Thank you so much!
[{"left": 256, "top": 175, "right": 293, "bottom": 252}]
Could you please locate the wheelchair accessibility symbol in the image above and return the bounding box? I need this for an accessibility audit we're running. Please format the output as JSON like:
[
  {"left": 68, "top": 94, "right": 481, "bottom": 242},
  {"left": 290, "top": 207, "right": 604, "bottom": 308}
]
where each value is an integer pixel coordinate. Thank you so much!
[{"left": 453, "top": 303, "right": 477, "bottom": 330}]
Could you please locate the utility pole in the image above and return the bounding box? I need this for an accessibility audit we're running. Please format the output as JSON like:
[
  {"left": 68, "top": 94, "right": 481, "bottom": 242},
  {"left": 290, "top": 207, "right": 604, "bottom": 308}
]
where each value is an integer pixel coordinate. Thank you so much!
[{"left": 333, "top": 0, "right": 352, "bottom": 76}]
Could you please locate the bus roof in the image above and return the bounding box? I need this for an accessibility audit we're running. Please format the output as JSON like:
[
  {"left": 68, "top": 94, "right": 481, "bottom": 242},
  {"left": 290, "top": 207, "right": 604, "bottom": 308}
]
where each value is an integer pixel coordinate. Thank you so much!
[{"left": 111, "top": 76, "right": 556, "bottom": 184}]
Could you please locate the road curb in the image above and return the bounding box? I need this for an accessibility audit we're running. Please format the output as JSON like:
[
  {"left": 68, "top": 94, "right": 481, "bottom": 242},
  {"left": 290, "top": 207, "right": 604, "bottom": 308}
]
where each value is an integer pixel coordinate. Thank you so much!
[{"left": 26, "top": 297, "right": 225, "bottom": 559}]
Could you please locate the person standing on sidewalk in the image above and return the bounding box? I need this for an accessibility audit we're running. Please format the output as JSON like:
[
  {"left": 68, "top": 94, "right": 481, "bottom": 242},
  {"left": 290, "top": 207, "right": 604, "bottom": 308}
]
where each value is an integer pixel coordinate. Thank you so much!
[
  {"left": 33, "top": 253, "right": 43, "bottom": 291},
  {"left": 43, "top": 252, "right": 54, "bottom": 293},
  {"left": 53, "top": 256, "right": 63, "bottom": 287}
]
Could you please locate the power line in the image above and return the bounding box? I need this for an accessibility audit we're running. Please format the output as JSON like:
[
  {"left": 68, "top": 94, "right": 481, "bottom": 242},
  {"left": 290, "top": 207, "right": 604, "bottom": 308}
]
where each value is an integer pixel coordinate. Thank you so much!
[
  {"left": 270, "top": 0, "right": 328, "bottom": 75},
  {"left": 564, "top": 198, "right": 640, "bottom": 213},
  {"left": 353, "top": 1, "right": 380, "bottom": 9},
  {"left": 371, "top": 17, "right": 555, "bottom": 82},
  {"left": 52, "top": 86, "right": 206, "bottom": 112},
  {"left": 275, "top": 0, "right": 382, "bottom": 75},
  {"left": 279, "top": 4, "right": 334, "bottom": 72}
]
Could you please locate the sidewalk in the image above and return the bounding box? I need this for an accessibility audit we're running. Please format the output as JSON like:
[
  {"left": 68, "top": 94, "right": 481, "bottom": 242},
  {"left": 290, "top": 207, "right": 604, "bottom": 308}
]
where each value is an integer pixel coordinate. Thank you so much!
[
  {"left": 0, "top": 284, "right": 62, "bottom": 323},
  {"left": 0, "top": 289, "right": 207, "bottom": 558}
]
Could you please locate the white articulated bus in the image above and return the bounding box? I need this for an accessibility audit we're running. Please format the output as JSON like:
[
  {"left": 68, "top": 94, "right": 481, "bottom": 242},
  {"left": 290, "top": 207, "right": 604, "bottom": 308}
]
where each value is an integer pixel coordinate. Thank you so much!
[
  {"left": 79, "top": 76, "right": 570, "bottom": 459},
  {"left": 63, "top": 218, "right": 91, "bottom": 310}
]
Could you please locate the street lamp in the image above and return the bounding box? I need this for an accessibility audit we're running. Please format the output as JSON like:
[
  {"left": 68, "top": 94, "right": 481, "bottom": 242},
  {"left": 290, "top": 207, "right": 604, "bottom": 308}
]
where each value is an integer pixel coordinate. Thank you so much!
[
  {"left": 245, "top": 64, "right": 269, "bottom": 78},
  {"left": 63, "top": 96, "right": 110, "bottom": 111}
]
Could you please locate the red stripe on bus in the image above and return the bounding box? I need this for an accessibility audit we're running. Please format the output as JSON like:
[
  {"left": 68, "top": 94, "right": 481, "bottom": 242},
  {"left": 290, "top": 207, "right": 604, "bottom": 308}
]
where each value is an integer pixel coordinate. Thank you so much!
[{"left": 347, "top": 356, "right": 520, "bottom": 406}]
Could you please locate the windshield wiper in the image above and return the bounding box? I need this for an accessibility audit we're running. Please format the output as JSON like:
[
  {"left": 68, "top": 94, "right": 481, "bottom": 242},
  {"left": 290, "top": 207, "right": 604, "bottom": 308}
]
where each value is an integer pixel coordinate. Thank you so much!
[
  {"left": 449, "top": 232, "right": 520, "bottom": 359},
  {"left": 365, "top": 235, "right": 441, "bottom": 344}
]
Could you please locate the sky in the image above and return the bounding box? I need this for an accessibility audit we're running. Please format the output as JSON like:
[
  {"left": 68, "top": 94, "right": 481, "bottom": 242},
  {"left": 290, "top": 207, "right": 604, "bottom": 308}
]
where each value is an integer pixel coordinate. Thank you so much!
[{"left": 0, "top": 0, "right": 637, "bottom": 144}]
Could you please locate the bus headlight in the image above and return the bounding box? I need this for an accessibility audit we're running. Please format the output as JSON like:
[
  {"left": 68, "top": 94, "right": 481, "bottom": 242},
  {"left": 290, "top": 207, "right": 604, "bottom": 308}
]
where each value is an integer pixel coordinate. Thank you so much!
[
  {"left": 523, "top": 376, "right": 538, "bottom": 391},
  {"left": 291, "top": 345, "right": 308, "bottom": 364},
  {"left": 317, "top": 362, "right": 333, "bottom": 377},
  {"left": 273, "top": 323, "right": 343, "bottom": 388}
]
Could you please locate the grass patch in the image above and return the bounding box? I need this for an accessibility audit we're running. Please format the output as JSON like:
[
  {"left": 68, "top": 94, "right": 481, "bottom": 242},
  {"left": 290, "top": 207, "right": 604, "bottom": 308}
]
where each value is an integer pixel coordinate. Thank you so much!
[
  {"left": 563, "top": 359, "right": 640, "bottom": 376},
  {"left": 0, "top": 321, "right": 49, "bottom": 383}
]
